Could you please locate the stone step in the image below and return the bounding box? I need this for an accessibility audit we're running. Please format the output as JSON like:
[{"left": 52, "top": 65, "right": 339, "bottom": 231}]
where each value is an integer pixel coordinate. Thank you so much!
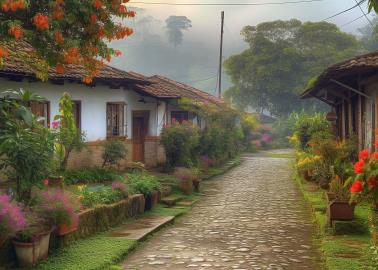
[
  {"left": 109, "top": 215, "right": 175, "bottom": 241},
  {"left": 161, "top": 196, "right": 183, "bottom": 207},
  {"left": 176, "top": 199, "right": 196, "bottom": 207}
]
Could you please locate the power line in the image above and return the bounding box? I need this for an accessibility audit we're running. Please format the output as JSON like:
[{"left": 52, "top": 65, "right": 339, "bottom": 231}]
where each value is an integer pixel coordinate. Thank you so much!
[
  {"left": 183, "top": 74, "right": 218, "bottom": 84},
  {"left": 323, "top": 0, "right": 366, "bottom": 21},
  {"left": 354, "top": 0, "right": 374, "bottom": 27},
  {"left": 340, "top": 14, "right": 365, "bottom": 27},
  {"left": 132, "top": 0, "right": 324, "bottom": 6}
]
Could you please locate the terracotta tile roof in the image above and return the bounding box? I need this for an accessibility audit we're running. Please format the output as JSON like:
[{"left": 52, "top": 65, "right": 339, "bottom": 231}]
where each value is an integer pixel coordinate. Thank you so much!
[
  {"left": 0, "top": 42, "right": 147, "bottom": 84},
  {"left": 131, "top": 72, "right": 224, "bottom": 105},
  {"left": 301, "top": 50, "right": 378, "bottom": 98}
]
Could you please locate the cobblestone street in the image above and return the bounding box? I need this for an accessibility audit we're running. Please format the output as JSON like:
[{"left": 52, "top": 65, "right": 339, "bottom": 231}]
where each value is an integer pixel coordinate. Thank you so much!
[{"left": 123, "top": 154, "right": 322, "bottom": 270}]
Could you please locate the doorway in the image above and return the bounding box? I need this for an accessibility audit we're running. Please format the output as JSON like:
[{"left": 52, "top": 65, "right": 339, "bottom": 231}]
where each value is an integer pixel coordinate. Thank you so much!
[{"left": 132, "top": 111, "right": 149, "bottom": 162}]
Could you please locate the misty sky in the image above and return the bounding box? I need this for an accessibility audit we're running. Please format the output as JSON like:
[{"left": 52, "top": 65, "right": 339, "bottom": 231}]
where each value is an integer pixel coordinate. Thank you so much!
[{"left": 110, "top": 0, "right": 375, "bottom": 95}]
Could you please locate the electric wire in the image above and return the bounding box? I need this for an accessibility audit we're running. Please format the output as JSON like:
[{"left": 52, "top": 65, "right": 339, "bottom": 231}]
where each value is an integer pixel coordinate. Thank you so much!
[
  {"left": 340, "top": 14, "right": 365, "bottom": 27},
  {"left": 354, "top": 0, "right": 374, "bottom": 27},
  {"left": 322, "top": 0, "right": 366, "bottom": 21},
  {"left": 132, "top": 0, "right": 324, "bottom": 6}
]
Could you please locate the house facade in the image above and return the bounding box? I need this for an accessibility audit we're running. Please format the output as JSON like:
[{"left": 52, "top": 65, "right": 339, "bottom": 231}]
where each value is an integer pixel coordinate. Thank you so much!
[
  {"left": 301, "top": 50, "right": 378, "bottom": 151},
  {"left": 0, "top": 53, "right": 222, "bottom": 169}
]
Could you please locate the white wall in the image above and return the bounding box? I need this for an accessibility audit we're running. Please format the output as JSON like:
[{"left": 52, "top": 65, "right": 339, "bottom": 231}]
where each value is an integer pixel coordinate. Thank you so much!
[{"left": 0, "top": 78, "right": 160, "bottom": 141}]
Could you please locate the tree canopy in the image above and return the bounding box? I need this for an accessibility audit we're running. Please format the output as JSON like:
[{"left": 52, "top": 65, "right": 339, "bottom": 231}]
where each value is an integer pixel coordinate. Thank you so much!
[
  {"left": 224, "top": 19, "right": 359, "bottom": 116},
  {"left": 0, "top": 0, "right": 135, "bottom": 83}
]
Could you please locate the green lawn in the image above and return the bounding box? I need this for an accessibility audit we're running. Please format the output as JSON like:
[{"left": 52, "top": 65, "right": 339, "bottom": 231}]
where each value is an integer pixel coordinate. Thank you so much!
[{"left": 294, "top": 173, "right": 376, "bottom": 270}]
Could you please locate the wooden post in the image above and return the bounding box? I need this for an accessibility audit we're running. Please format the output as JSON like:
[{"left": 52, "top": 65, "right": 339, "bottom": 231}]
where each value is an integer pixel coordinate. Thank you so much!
[
  {"left": 357, "top": 95, "right": 363, "bottom": 151},
  {"left": 341, "top": 100, "right": 346, "bottom": 139}
]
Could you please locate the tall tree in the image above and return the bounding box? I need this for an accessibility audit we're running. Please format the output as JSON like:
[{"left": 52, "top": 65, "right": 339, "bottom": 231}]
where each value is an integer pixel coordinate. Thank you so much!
[
  {"left": 224, "top": 20, "right": 359, "bottom": 116},
  {"left": 165, "top": 16, "right": 192, "bottom": 47},
  {"left": 0, "top": 0, "right": 135, "bottom": 82}
]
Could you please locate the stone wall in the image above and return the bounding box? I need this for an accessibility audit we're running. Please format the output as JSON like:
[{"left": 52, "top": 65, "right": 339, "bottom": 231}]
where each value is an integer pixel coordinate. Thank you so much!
[{"left": 67, "top": 139, "right": 133, "bottom": 169}]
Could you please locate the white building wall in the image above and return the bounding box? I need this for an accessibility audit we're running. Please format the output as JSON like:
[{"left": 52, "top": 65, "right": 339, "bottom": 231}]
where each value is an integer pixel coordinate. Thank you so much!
[{"left": 0, "top": 78, "right": 159, "bottom": 141}]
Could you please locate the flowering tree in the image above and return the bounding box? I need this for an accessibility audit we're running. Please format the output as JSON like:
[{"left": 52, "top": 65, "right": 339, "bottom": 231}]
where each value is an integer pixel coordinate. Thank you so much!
[{"left": 0, "top": 0, "right": 135, "bottom": 82}]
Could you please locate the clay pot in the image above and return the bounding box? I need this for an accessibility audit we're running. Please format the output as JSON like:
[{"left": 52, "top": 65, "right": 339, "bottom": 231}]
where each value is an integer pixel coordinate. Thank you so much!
[
  {"left": 57, "top": 223, "right": 78, "bottom": 236},
  {"left": 179, "top": 178, "right": 193, "bottom": 195},
  {"left": 13, "top": 239, "right": 41, "bottom": 267},
  {"left": 37, "top": 229, "right": 53, "bottom": 260}
]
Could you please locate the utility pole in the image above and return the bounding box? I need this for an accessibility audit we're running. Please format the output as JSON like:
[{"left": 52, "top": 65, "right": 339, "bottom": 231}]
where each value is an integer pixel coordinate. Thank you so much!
[{"left": 218, "top": 11, "right": 224, "bottom": 99}]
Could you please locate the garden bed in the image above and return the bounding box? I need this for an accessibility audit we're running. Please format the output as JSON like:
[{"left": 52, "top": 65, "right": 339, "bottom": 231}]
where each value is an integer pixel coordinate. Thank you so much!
[{"left": 294, "top": 173, "right": 376, "bottom": 270}]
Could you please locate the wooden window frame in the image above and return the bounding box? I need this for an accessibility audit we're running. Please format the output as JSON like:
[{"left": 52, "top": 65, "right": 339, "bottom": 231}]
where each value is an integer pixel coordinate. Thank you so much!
[
  {"left": 106, "top": 102, "right": 127, "bottom": 138},
  {"left": 30, "top": 101, "right": 50, "bottom": 128},
  {"left": 72, "top": 100, "right": 82, "bottom": 131},
  {"left": 171, "top": 111, "right": 189, "bottom": 124}
]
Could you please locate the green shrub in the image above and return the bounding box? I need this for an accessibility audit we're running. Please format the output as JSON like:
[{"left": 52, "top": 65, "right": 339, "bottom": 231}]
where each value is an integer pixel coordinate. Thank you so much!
[
  {"left": 160, "top": 121, "right": 200, "bottom": 170},
  {"left": 102, "top": 140, "right": 128, "bottom": 168},
  {"left": 78, "top": 185, "right": 127, "bottom": 208},
  {"left": 127, "top": 173, "right": 161, "bottom": 196},
  {"left": 63, "top": 168, "right": 123, "bottom": 185}
]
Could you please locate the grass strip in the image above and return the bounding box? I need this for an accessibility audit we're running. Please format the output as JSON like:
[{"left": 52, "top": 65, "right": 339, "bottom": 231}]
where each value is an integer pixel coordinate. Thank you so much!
[{"left": 294, "top": 173, "right": 375, "bottom": 270}]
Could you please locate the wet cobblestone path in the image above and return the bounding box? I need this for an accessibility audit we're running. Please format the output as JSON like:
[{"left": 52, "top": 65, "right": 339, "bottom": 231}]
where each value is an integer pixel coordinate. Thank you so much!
[{"left": 123, "top": 154, "right": 322, "bottom": 270}]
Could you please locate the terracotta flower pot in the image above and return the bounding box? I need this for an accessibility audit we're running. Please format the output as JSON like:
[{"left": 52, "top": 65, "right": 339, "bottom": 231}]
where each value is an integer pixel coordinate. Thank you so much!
[
  {"left": 37, "top": 229, "right": 53, "bottom": 260},
  {"left": 179, "top": 178, "right": 193, "bottom": 195},
  {"left": 57, "top": 223, "right": 78, "bottom": 236},
  {"left": 13, "top": 239, "right": 41, "bottom": 267}
]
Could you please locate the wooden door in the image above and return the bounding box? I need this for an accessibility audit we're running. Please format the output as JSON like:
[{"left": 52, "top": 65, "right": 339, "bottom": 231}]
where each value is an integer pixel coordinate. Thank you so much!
[{"left": 132, "top": 116, "right": 146, "bottom": 162}]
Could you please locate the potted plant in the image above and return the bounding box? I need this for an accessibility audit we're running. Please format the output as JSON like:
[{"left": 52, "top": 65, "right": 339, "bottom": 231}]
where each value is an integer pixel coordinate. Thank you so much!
[
  {"left": 128, "top": 174, "right": 161, "bottom": 211},
  {"left": 13, "top": 223, "right": 42, "bottom": 267},
  {"left": 174, "top": 167, "right": 196, "bottom": 195},
  {"left": 35, "top": 189, "right": 80, "bottom": 236},
  {"left": 0, "top": 194, "right": 27, "bottom": 248},
  {"left": 326, "top": 175, "right": 355, "bottom": 225}
]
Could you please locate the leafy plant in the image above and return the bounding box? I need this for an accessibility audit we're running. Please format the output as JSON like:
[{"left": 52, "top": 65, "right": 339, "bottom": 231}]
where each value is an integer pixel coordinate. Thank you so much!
[
  {"left": 101, "top": 140, "right": 128, "bottom": 168},
  {"left": 127, "top": 174, "right": 161, "bottom": 196},
  {"left": 63, "top": 168, "right": 123, "bottom": 185},
  {"left": 78, "top": 184, "right": 127, "bottom": 209},
  {"left": 53, "top": 92, "right": 85, "bottom": 172},
  {"left": 329, "top": 175, "right": 353, "bottom": 201},
  {"left": 0, "top": 89, "right": 55, "bottom": 203},
  {"left": 160, "top": 121, "right": 200, "bottom": 170}
]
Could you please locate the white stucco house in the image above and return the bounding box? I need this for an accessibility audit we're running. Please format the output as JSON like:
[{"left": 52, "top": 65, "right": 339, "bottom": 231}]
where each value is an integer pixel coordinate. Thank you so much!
[{"left": 0, "top": 49, "right": 223, "bottom": 168}]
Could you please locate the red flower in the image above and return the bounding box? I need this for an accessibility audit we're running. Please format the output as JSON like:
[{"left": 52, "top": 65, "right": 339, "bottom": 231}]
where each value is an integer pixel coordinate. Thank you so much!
[
  {"left": 54, "top": 31, "right": 64, "bottom": 44},
  {"left": 372, "top": 152, "right": 378, "bottom": 159},
  {"left": 56, "top": 63, "right": 65, "bottom": 74},
  {"left": 359, "top": 149, "right": 370, "bottom": 160},
  {"left": 375, "top": 140, "right": 378, "bottom": 148},
  {"left": 114, "top": 50, "right": 122, "bottom": 57},
  {"left": 90, "top": 13, "right": 97, "bottom": 24},
  {"left": 33, "top": 14, "right": 49, "bottom": 30},
  {"left": 0, "top": 46, "right": 9, "bottom": 58},
  {"left": 43, "top": 179, "right": 49, "bottom": 186},
  {"left": 354, "top": 160, "right": 365, "bottom": 174},
  {"left": 368, "top": 177, "right": 377, "bottom": 187},
  {"left": 9, "top": 25, "right": 23, "bottom": 39},
  {"left": 93, "top": 0, "right": 102, "bottom": 9},
  {"left": 350, "top": 180, "right": 363, "bottom": 193}
]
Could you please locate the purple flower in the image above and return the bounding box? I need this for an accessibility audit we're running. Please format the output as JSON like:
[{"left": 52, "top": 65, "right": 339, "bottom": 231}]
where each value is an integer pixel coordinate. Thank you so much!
[
  {"left": 51, "top": 120, "right": 60, "bottom": 129},
  {"left": 261, "top": 133, "right": 273, "bottom": 143}
]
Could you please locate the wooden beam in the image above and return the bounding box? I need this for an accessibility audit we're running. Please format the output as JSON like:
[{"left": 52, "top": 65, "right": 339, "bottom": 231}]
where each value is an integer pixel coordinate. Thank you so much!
[
  {"left": 309, "top": 93, "right": 335, "bottom": 106},
  {"left": 330, "top": 79, "right": 371, "bottom": 99},
  {"left": 341, "top": 100, "right": 346, "bottom": 139}
]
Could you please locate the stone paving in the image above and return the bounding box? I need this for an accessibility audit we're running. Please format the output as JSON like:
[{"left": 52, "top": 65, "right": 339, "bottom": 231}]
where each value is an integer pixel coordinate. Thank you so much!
[{"left": 123, "top": 154, "right": 322, "bottom": 270}]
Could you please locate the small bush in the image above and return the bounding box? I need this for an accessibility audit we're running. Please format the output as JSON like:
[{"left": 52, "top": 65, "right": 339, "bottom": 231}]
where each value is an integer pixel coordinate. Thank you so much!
[
  {"left": 63, "top": 168, "right": 123, "bottom": 185},
  {"left": 127, "top": 174, "right": 161, "bottom": 196},
  {"left": 76, "top": 184, "right": 128, "bottom": 209},
  {"left": 101, "top": 140, "right": 128, "bottom": 168},
  {"left": 160, "top": 121, "right": 200, "bottom": 170}
]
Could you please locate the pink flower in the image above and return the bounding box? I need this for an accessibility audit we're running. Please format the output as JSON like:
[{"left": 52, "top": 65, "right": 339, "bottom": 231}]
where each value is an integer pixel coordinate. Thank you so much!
[
  {"left": 51, "top": 120, "right": 60, "bottom": 129},
  {"left": 0, "top": 194, "right": 27, "bottom": 236},
  {"left": 112, "top": 181, "right": 126, "bottom": 192}
]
